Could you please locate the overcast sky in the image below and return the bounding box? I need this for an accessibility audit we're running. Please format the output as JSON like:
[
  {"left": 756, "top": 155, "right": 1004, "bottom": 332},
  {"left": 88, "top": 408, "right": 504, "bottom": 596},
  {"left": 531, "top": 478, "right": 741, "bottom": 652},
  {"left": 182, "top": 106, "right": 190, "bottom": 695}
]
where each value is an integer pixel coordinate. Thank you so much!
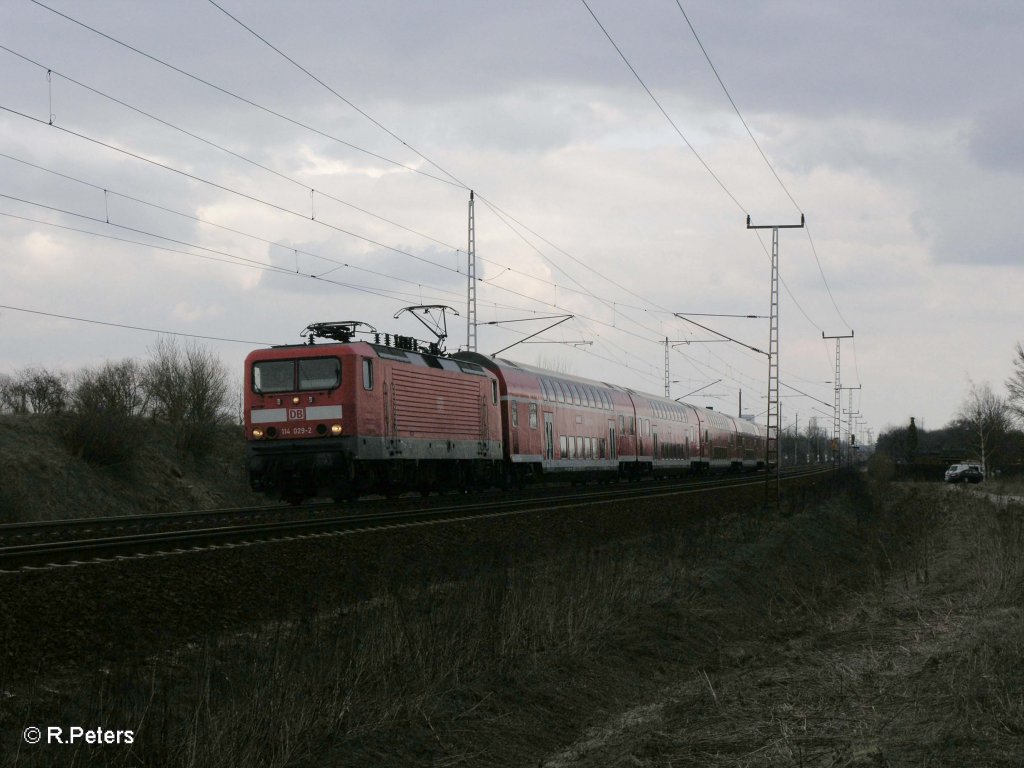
[{"left": 2, "top": 0, "right": 1022, "bottom": 439}]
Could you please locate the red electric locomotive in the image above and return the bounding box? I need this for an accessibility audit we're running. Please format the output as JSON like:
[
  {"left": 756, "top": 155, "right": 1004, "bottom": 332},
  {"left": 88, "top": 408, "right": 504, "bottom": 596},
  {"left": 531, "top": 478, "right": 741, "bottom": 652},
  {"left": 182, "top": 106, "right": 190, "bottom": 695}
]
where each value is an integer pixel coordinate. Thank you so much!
[{"left": 244, "top": 322, "right": 503, "bottom": 502}]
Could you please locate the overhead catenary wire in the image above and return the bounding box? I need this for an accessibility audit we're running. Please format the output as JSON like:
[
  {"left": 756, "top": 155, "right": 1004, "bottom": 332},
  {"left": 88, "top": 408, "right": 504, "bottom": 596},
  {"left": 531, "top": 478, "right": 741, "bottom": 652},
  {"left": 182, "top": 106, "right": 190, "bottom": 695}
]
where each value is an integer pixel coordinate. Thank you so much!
[
  {"left": 0, "top": 156, "right": 700, "bottom": 382},
  {"left": 672, "top": 0, "right": 801, "bottom": 214},
  {"left": 205, "top": 0, "right": 814, "bottom": 387},
  {"left": 576, "top": 0, "right": 841, "bottom": 359},
  {"left": 0, "top": 303, "right": 273, "bottom": 345},
  {"left": 23, "top": 0, "right": 684, "bottom": 334},
  {"left": 0, "top": 45, "right": 466, "bottom": 255},
  {"left": 669, "top": 2, "right": 853, "bottom": 334},
  {"left": 0, "top": 205, "right": 465, "bottom": 308},
  {"left": 27, "top": 0, "right": 464, "bottom": 189},
  {"left": 0, "top": 107, "right": 735, "bottom": 387},
  {"left": 0, "top": 129, "right": 682, "bottom": 356},
  {"left": 15, "top": 1, "right": 843, "bottom": 413},
  {"left": 25, "top": 0, "right": 828, "bottom": 373},
  {"left": 0, "top": 47, "right": 693, "bottom": 330},
  {"left": 196, "top": 1, "right": 692, "bottom": 345},
  {"left": 0, "top": 151, "right": 476, "bottom": 301},
  {"left": 578, "top": 0, "right": 747, "bottom": 215},
  {"left": 206, "top": 0, "right": 468, "bottom": 191}
]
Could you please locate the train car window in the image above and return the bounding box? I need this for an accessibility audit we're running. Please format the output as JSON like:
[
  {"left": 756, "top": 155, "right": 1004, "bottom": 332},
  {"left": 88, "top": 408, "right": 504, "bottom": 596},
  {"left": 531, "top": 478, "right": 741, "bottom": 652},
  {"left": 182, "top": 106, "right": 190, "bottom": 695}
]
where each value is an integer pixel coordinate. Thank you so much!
[
  {"left": 376, "top": 347, "right": 409, "bottom": 361},
  {"left": 630, "top": 416, "right": 636, "bottom": 435},
  {"left": 568, "top": 383, "right": 581, "bottom": 406},
  {"left": 362, "top": 359, "right": 373, "bottom": 390},
  {"left": 584, "top": 387, "right": 595, "bottom": 408},
  {"left": 576, "top": 436, "right": 584, "bottom": 458},
  {"left": 644, "top": 419, "right": 650, "bottom": 437},
  {"left": 252, "top": 360, "right": 294, "bottom": 393},
  {"left": 619, "top": 415, "right": 625, "bottom": 432},
  {"left": 599, "top": 437, "right": 606, "bottom": 458},
  {"left": 555, "top": 381, "right": 566, "bottom": 404},
  {"left": 529, "top": 403, "right": 538, "bottom": 429},
  {"left": 491, "top": 380, "right": 498, "bottom": 405},
  {"left": 298, "top": 357, "right": 341, "bottom": 391},
  {"left": 511, "top": 401, "right": 519, "bottom": 428},
  {"left": 540, "top": 378, "right": 552, "bottom": 401}
]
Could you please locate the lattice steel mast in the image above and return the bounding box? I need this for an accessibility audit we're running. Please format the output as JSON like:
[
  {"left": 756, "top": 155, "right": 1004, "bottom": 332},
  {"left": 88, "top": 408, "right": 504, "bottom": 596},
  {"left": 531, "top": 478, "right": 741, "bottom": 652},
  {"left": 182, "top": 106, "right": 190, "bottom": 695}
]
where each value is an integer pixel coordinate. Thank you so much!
[
  {"left": 823, "top": 331, "right": 854, "bottom": 466},
  {"left": 747, "top": 214, "right": 804, "bottom": 507},
  {"left": 466, "top": 190, "right": 477, "bottom": 352}
]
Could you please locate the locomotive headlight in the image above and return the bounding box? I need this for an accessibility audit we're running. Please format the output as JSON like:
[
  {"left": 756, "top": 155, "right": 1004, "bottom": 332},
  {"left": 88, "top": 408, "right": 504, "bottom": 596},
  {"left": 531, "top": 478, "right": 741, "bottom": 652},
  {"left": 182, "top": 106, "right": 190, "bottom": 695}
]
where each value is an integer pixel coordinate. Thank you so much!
[
  {"left": 331, "top": 424, "right": 342, "bottom": 435},
  {"left": 252, "top": 428, "right": 264, "bottom": 439},
  {"left": 292, "top": 396, "right": 301, "bottom": 405}
]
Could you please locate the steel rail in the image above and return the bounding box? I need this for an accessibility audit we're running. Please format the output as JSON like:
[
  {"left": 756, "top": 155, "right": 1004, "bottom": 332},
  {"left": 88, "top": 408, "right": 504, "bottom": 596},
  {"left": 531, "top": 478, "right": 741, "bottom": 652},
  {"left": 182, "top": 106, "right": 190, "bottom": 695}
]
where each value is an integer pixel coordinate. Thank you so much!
[
  {"left": 0, "top": 467, "right": 833, "bottom": 571},
  {"left": 0, "top": 465, "right": 821, "bottom": 543}
]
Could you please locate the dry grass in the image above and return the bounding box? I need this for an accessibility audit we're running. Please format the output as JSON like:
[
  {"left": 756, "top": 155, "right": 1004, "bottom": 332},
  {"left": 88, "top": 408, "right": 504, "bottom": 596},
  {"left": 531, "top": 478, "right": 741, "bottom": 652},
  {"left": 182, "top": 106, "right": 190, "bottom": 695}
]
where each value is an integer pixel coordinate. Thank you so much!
[
  {"left": 0, "top": 414, "right": 260, "bottom": 522},
  {"left": 5, "top": 479, "right": 1021, "bottom": 767},
  {"left": 2, "top": 542, "right": 682, "bottom": 767},
  {"left": 540, "top": 485, "right": 1024, "bottom": 767}
]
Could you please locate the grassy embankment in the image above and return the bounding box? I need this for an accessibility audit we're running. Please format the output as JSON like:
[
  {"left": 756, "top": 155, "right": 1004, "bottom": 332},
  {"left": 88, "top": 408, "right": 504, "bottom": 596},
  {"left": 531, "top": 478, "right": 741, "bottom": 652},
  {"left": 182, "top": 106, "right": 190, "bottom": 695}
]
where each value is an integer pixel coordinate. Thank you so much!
[
  {"left": 3, "top": 471, "right": 1022, "bottom": 766},
  {"left": 0, "top": 414, "right": 261, "bottom": 521}
]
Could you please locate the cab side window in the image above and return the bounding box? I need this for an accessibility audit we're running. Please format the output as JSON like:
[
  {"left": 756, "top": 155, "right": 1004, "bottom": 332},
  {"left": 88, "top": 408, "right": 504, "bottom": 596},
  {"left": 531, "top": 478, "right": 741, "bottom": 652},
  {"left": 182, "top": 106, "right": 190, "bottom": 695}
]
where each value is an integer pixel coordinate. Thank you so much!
[{"left": 362, "top": 359, "right": 373, "bottom": 390}]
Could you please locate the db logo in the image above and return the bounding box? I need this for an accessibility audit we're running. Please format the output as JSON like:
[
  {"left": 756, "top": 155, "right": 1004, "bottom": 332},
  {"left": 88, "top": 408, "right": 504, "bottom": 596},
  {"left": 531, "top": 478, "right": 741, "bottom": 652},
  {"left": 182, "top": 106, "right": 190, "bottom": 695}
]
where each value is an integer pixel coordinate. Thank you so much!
[{"left": 288, "top": 408, "right": 306, "bottom": 420}]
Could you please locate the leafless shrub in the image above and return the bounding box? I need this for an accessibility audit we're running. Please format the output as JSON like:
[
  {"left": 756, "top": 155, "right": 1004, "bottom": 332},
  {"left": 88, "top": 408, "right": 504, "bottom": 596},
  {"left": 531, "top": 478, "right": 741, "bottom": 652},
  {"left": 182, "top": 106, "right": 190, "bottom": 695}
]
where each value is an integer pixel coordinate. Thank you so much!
[
  {"left": 73, "top": 359, "right": 148, "bottom": 417},
  {"left": 0, "top": 373, "right": 13, "bottom": 414},
  {"left": 61, "top": 360, "right": 148, "bottom": 466},
  {"left": 0, "top": 366, "right": 69, "bottom": 414},
  {"left": 143, "top": 337, "right": 230, "bottom": 457}
]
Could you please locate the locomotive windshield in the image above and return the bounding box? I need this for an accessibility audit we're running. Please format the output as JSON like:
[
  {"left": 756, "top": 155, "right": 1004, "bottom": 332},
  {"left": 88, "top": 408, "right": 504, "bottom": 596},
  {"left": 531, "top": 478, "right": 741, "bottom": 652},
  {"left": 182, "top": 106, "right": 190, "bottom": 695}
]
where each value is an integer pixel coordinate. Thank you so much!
[{"left": 253, "top": 357, "right": 341, "bottom": 393}]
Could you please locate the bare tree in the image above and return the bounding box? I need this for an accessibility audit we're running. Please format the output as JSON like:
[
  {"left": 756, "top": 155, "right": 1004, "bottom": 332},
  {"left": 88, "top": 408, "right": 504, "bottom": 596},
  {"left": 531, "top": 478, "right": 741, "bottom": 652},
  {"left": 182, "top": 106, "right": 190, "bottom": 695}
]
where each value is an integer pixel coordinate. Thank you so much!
[
  {"left": 805, "top": 419, "right": 828, "bottom": 463},
  {"left": 1007, "top": 341, "right": 1024, "bottom": 426},
  {"left": 73, "top": 359, "right": 148, "bottom": 417},
  {"left": 0, "top": 373, "right": 19, "bottom": 414},
  {"left": 0, "top": 367, "right": 69, "bottom": 414},
  {"left": 65, "top": 360, "right": 148, "bottom": 466},
  {"left": 143, "top": 337, "right": 231, "bottom": 455},
  {"left": 144, "top": 338, "right": 229, "bottom": 422},
  {"left": 958, "top": 381, "right": 1013, "bottom": 476}
]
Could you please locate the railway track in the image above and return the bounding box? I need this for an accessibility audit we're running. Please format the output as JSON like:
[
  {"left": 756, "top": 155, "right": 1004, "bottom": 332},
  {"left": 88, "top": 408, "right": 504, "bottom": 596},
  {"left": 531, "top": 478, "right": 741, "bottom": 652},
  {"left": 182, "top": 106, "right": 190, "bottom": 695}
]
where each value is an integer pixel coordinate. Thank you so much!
[{"left": 0, "top": 466, "right": 834, "bottom": 572}]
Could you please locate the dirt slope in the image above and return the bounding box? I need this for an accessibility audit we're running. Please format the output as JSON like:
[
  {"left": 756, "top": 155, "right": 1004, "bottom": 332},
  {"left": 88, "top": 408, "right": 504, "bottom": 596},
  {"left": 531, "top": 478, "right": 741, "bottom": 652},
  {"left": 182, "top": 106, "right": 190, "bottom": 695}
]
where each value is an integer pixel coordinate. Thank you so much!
[
  {"left": 529, "top": 485, "right": 1024, "bottom": 767},
  {"left": 0, "top": 414, "right": 262, "bottom": 522}
]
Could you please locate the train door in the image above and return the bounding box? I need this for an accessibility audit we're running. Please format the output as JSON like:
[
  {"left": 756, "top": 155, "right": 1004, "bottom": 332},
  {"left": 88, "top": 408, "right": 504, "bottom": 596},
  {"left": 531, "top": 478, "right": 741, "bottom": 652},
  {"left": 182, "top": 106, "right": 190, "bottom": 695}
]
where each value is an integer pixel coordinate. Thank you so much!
[
  {"left": 543, "top": 412, "right": 554, "bottom": 460},
  {"left": 607, "top": 419, "right": 617, "bottom": 459},
  {"left": 510, "top": 399, "right": 520, "bottom": 455}
]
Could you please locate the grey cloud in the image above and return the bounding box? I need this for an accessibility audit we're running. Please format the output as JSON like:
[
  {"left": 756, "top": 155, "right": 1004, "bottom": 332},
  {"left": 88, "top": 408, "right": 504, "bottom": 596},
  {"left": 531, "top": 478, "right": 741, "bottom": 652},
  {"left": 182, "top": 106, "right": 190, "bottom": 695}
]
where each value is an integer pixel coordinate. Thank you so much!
[{"left": 968, "top": 106, "right": 1024, "bottom": 174}]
